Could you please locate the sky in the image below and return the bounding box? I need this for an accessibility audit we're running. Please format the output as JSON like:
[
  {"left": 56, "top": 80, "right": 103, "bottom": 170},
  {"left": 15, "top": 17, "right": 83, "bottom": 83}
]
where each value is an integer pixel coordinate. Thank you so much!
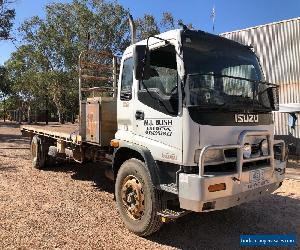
[{"left": 0, "top": 0, "right": 300, "bottom": 65}]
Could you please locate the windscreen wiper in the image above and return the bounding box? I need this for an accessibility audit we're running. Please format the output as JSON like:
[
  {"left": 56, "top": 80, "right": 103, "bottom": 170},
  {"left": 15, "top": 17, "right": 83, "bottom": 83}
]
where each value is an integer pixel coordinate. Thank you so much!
[
  {"left": 187, "top": 72, "right": 278, "bottom": 112},
  {"left": 187, "top": 72, "right": 277, "bottom": 87},
  {"left": 187, "top": 103, "right": 242, "bottom": 112}
]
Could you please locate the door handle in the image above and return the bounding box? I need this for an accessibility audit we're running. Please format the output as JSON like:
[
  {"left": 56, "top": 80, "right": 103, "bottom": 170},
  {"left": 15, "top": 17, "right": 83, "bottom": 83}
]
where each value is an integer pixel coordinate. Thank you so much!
[{"left": 135, "top": 110, "right": 144, "bottom": 120}]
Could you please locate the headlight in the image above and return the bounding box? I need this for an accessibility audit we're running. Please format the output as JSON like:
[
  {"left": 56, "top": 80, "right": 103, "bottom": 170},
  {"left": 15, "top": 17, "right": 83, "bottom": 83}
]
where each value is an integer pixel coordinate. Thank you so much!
[
  {"left": 243, "top": 143, "right": 252, "bottom": 158},
  {"left": 260, "top": 139, "right": 269, "bottom": 156}
]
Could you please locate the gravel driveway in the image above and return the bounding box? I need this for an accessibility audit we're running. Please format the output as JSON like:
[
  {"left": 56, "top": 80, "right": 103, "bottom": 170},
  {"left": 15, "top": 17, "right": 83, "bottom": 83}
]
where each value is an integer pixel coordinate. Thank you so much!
[{"left": 0, "top": 122, "right": 299, "bottom": 249}]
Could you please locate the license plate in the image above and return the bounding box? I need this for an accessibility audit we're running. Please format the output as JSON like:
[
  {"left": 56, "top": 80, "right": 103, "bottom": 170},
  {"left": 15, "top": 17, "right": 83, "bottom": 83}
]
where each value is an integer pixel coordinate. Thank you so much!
[
  {"left": 249, "top": 169, "right": 265, "bottom": 183},
  {"left": 244, "top": 169, "right": 269, "bottom": 191}
]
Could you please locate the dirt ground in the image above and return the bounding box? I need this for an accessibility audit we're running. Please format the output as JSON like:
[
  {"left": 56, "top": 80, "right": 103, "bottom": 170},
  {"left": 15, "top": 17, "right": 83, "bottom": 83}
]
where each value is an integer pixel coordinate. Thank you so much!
[{"left": 0, "top": 122, "right": 299, "bottom": 250}]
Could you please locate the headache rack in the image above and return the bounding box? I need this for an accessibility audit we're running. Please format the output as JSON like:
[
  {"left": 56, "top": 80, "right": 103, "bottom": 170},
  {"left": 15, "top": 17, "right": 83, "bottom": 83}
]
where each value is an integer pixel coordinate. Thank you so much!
[
  {"left": 78, "top": 50, "right": 120, "bottom": 146},
  {"left": 78, "top": 50, "right": 120, "bottom": 101}
]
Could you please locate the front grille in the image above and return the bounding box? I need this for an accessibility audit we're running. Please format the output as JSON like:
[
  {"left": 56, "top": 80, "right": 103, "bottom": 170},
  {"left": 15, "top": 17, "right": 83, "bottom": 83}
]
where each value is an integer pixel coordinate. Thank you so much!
[
  {"left": 224, "top": 144, "right": 262, "bottom": 159},
  {"left": 243, "top": 159, "right": 270, "bottom": 171},
  {"left": 251, "top": 144, "right": 260, "bottom": 155},
  {"left": 201, "top": 131, "right": 273, "bottom": 176},
  {"left": 203, "top": 159, "right": 270, "bottom": 175},
  {"left": 204, "top": 162, "right": 237, "bottom": 175},
  {"left": 224, "top": 148, "right": 237, "bottom": 158}
]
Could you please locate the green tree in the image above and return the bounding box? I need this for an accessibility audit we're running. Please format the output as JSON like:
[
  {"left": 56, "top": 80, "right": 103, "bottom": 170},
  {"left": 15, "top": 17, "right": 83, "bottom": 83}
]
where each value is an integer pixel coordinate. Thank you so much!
[
  {"left": 161, "top": 12, "right": 175, "bottom": 31},
  {"left": 14, "top": 0, "right": 132, "bottom": 122},
  {"left": 135, "top": 14, "right": 160, "bottom": 40},
  {"left": 0, "top": 66, "right": 10, "bottom": 94},
  {"left": 0, "top": 65, "right": 12, "bottom": 121},
  {"left": 0, "top": 0, "right": 15, "bottom": 40},
  {"left": 5, "top": 0, "right": 185, "bottom": 123}
]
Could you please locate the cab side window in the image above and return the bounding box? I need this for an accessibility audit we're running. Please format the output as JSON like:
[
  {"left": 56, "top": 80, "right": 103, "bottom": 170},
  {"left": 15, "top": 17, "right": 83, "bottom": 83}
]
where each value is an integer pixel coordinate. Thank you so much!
[
  {"left": 138, "top": 45, "right": 178, "bottom": 116},
  {"left": 142, "top": 67, "right": 177, "bottom": 95},
  {"left": 120, "top": 57, "right": 134, "bottom": 101}
]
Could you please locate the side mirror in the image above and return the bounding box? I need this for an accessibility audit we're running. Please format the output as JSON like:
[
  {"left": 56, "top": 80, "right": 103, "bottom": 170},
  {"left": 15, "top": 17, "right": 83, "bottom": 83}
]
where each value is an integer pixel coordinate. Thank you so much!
[
  {"left": 134, "top": 45, "right": 150, "bottom": 80},
  {"left": 267, "top": 86, "right": 279, "bottom": 111}
]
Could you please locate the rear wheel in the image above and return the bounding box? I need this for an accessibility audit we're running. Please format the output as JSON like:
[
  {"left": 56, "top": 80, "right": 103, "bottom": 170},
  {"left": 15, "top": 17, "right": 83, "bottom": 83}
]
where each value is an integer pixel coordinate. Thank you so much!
[
  {"left": 31, "top": 135, "right": 46, "bottom": 169},
  {"left": 115, "top": 159, "right": 165, "bottom": 236}
]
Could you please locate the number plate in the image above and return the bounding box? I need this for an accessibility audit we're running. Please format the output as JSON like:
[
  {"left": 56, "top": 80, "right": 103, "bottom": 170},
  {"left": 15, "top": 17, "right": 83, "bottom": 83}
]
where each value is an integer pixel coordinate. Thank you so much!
[
  {"left": 244, "top": 169, "right": 269, "bottom": 191},
  {"left": 249, "top": 169, "right": 265, "bottom": 183}
]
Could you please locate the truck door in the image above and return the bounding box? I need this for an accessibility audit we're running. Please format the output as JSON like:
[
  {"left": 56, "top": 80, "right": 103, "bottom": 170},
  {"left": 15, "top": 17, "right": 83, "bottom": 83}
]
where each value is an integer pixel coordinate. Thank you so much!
[
  {"left": 116, "top": 56, "right": 134, "bottom": 141},
  {"left": 132, "top": 44, "right": 182, "bottom": 164}
]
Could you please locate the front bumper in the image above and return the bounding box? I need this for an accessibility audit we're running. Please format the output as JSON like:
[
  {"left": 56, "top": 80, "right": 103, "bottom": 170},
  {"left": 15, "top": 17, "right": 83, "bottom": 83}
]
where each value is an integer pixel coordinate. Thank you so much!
[
  {"left": 179, "top": 160, "right": 285, "bottom": 212},
  {"left": 179, "top": 181, "right": 282, "bottom": 212},
  {"left": 178, "top": 130, "right": 286, "bottom": 212}
]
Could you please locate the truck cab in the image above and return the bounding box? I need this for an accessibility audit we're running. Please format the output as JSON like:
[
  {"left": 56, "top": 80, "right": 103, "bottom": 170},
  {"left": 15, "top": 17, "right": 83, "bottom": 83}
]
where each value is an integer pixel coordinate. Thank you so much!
[{"left": 112, "top": 28, "right": 286, "bottom": 235}]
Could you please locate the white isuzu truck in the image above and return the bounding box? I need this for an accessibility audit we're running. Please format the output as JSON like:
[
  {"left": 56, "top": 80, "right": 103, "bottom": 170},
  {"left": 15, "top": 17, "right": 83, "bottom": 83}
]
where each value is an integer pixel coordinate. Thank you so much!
[{"left": 22, "top": 28, "right": 287, "bottom": 236}]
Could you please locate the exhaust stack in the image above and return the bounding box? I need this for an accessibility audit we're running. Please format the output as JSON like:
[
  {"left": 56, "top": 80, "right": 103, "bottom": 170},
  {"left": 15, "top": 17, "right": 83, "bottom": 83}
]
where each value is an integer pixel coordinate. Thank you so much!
[{"left": 128, "top": 14, "right": 136, "bottom": 45}]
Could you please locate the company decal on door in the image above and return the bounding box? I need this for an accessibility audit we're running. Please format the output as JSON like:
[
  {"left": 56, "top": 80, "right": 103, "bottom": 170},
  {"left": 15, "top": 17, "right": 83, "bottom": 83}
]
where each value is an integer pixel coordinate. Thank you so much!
[{"left": 143, "top": 119, "right": 173, "bottom": 136}]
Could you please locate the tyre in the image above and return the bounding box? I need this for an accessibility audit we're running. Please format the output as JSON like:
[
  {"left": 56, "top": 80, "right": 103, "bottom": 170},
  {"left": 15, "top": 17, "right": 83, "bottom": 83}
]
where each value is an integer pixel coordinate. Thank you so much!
[
  {"left": 115, "top": 158, "right": 165, "bottom": 236},
  {"left": 30, "top": 135, "right": 46, "bottom": 169}
]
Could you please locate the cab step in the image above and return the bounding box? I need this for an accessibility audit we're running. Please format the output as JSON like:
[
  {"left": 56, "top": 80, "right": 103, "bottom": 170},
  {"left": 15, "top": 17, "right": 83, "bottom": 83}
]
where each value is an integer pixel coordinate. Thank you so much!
[
  {"left": 160, "top": 183, "right": 178, "bottom": 194},
  {"left": 157, "top": 209, "right": 189, "bottom": 222}
]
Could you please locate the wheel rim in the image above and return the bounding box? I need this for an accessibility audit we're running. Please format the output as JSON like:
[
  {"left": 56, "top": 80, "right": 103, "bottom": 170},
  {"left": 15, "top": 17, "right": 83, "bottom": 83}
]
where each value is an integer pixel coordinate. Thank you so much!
[{"left": 121, "top": 175, "right": 145, "bottom": 220}]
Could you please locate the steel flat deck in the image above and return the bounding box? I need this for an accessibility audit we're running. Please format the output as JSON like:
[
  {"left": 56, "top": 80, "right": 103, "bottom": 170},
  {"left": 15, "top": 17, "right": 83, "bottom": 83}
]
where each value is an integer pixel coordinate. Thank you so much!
[{"left": 21, "top": 123, "right": 79, "bottom": 143}]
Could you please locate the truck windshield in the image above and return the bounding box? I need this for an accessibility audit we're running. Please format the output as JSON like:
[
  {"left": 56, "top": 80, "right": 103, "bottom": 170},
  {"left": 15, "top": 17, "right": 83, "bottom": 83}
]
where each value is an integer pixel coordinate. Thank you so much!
[{"left": 182, "top": 31, "right": 275, "bottom": 111}]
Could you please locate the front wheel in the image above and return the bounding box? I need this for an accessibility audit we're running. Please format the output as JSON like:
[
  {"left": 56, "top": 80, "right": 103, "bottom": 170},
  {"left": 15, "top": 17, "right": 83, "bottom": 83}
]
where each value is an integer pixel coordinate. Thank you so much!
[{"left": 115, "top": 159, "right": 165, "bottom": 236}]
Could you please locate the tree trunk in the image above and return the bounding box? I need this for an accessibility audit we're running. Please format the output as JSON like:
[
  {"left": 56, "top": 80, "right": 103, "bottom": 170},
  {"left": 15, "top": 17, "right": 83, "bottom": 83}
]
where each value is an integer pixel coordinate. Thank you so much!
[
  {"left": 34, "top": 110, "right": 37, "bottom": 124},
  {"left": 27, "top": 106, "right": 31, "bottom": 124},
  {"left": 18, "top": 109, "right": 22, "bottom": 124},
  {"left": 3, "top": 98, "right": 6, "bottom": 122},
  {"left": 55, "top": 103, "right": 64, "bottom": 124},
  {"left": 54, "top": 98, "right": 64, "bottom": 124}
]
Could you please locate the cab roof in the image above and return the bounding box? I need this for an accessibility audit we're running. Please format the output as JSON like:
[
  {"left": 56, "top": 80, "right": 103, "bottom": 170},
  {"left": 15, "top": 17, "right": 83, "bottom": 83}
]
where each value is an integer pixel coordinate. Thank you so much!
[{"left": 123, "top": 28, "right": 251, "bottom": 56}]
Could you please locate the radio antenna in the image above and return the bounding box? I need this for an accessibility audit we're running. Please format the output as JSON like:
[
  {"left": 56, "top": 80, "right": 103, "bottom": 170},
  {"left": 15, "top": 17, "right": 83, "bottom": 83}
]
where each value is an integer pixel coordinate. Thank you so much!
[{"left": 210, "top": 4, "right": 216, "bottom": 33}]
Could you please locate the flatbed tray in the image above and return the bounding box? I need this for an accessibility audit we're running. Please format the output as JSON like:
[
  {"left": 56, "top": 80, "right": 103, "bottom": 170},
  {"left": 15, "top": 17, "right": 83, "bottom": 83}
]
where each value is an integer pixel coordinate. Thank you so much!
[{"left": 21, "top": 123, "right": 80, "bottom": 144}]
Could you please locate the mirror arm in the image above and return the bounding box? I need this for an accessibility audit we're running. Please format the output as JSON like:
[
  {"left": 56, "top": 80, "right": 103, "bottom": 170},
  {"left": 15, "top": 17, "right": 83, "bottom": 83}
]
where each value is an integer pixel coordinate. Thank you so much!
[{"left": 146, "top": 35, "right": 170, "bottom": 47}]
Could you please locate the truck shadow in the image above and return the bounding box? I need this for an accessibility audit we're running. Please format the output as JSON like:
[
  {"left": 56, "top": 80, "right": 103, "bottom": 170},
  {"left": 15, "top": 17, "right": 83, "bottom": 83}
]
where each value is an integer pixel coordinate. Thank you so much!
[
  {"left": 148, "top": 194, "right": 300, "bottom": 249},
  {"left": 0, "top": 133, "right": 30, "bottom": 145},
  {"left": 0, "top": 121, "right": 21, "bottom": 128},
  {"left": 0, "top": 162, "right": 17, "bottom": 172},
  {"left": 0, "top": 132, "right": 30, "bottom": 160},
  {"left": 43, "top": 161, "right": 114, "bottom": 193}
]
